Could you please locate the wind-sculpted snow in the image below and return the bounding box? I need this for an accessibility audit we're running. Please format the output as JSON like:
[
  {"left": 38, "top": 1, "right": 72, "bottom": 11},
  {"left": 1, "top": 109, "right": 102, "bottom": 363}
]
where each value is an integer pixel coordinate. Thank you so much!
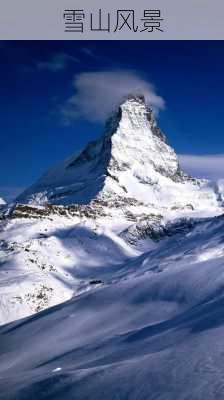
[{"left": 1, "top": 215, "right": 224, "bottom": 399}]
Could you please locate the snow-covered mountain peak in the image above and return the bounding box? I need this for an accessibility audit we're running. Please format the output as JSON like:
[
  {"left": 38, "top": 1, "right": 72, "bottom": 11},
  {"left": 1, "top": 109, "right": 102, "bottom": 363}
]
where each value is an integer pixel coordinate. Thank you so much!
[
  {"left": 17, "top": 97, "right": 179, "bottom": 205},
  {"left": 16, "top": 95, "right": 222, "bottom": 219},
  {"left": 65, "top": 94, "right": 178, "bottom": 181},
  {"left": 105, "top": 95, "right": 167, "bottom": 145},
  {"left": 104, "top": 95, "right": 181, "bottom": 180}
]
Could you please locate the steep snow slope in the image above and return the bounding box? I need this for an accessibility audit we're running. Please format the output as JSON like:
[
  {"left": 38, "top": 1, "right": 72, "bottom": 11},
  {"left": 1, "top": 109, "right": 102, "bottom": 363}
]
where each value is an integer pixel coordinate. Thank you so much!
[
  {"left": 17, "top": 96, "right": 223, "bottom": 217},
  {"left": 0, "top": 197, "right": 6, "bottom": 206},
  {"left": 1, "top": 215, "right": 224, "bottom": 399}
]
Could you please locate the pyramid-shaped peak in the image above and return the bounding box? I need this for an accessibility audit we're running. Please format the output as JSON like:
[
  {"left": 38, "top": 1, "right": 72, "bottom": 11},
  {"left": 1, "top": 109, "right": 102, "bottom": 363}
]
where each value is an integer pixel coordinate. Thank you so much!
[
  {"left": 105, "top": 93, "right": 167, "bottom": 147},
  {"left": 105, "top": 94, "right": 155, "bottom": 136},
  {"left": 17, "top": 94, "right": 185, "bottom": 207}
]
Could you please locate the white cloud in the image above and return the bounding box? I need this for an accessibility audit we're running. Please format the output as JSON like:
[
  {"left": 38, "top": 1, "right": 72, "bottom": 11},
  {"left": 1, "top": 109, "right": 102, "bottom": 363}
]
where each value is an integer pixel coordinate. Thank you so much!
[
  {"left": 36, "top": 53, "right": 79, "bottom": 72},
  {"left": 61, "top": 70, "right": 165, "bottom": 123},
  {"left": 179, "top": 154, "right": 224, "bottom": 181}
]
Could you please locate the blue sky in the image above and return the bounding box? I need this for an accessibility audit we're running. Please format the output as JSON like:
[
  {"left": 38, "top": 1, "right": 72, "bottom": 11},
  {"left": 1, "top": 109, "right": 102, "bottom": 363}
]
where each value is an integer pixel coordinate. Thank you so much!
[{"left": 0, "top": 41, "right": 224, "bottom": 201}]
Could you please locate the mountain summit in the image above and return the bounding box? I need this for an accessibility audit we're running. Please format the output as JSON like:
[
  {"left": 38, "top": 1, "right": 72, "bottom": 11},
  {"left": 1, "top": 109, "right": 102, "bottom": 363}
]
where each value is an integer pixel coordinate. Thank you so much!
[{"left": 17, "top": 95, "right": 221, "bottom": 218}]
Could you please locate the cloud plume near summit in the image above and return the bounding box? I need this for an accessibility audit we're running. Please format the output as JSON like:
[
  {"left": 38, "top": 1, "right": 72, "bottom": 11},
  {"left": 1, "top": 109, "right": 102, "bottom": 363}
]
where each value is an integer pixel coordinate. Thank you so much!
[{"left": 61, "top": 70, "right": 165, "bottom": 123}]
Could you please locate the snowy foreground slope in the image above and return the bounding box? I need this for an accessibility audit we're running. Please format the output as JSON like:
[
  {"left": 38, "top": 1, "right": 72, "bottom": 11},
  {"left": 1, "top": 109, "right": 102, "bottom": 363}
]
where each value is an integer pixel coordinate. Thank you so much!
[
  {"left": 1, "top": 95, "right": 224, "bottom": 399},
  {"left": 1, "top": 215, "right": 224, "bottom": 399}
]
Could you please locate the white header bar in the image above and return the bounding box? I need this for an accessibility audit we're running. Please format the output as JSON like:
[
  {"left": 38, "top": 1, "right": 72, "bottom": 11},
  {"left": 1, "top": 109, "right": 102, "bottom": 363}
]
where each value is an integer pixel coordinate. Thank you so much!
[{"left": 0, "top": 0, "right": 223, "bottom": 40}]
